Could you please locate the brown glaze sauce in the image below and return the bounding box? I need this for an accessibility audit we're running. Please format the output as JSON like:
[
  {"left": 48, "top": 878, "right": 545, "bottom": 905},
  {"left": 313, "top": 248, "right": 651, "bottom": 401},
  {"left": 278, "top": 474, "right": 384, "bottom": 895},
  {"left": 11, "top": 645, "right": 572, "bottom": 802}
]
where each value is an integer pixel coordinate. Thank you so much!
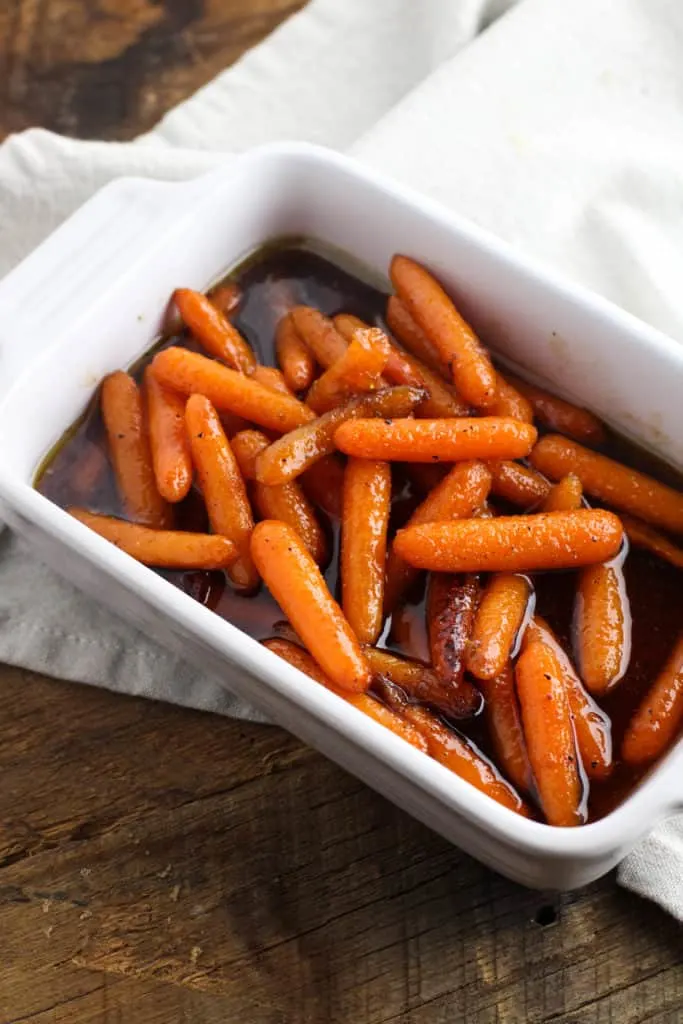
[{"left": 35, "top": 242, "right": 683, "bottom": 823}]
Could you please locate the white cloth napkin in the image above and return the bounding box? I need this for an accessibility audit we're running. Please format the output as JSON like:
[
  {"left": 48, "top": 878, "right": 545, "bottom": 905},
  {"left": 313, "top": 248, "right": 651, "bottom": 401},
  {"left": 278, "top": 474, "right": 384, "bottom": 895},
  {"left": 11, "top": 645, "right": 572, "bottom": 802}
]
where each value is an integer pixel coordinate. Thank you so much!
[{"left": 0, "top": 0, "right": 681, "bottom": 917}]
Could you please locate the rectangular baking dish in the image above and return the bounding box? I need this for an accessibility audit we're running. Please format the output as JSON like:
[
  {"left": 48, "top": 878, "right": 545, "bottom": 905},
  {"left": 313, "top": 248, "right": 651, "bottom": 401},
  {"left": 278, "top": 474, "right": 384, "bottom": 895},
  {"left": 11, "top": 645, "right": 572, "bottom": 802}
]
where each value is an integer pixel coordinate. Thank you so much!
[{"left": 0, "top": 142, "right": 680, "bottom": 890}]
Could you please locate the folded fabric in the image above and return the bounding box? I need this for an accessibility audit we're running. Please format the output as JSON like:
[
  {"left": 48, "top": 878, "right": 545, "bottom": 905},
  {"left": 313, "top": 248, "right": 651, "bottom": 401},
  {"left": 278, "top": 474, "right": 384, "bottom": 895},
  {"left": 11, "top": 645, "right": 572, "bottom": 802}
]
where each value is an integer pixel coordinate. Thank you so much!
[{"left": 0, "top": 0, "right": 681, "bottom": 918}]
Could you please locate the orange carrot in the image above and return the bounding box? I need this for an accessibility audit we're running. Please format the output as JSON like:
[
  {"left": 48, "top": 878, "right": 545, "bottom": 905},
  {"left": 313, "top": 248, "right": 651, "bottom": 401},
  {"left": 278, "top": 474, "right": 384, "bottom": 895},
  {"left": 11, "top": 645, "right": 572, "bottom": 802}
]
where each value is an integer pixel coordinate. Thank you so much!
[
  {"left": 144, "top": 367, "right": 193, "bottom": 504},
  {"left": 620, "top": 514, "right": 683, "bottom": 570},
  {"left": 101, "top": 371, "right": 171, "bottom": 528},
  {"left": 489, "top": 374, "right": 534, "bottom": 423},
  {"left": 251, "top": 521, "right": 371, "bottom": 693},
  {"left": 541, "top": 473, "right": 583, "bottom": 512},
  {"left": 151, "top": 347, "right": 314, "bottom": 434},
  {"left": 341, "top": 459, "right": 391, "bottom": 644},
  {"left": 516, "top": 640, "right": 584, "bottom": 827},
  {"left": 385, "top": 295, "right": 447, "bottom": 376},
  {"left": 275, "top": 313, "right": 315, "bottom": 392},
  {"left": 466, "top": 573, "right": 532, "bottom": 681},
  {"left": 384, "top": 460, "right": 492, "bottom": 613},
  {"left": 70, "top": 509, "right": 236, "bottom": 569},
  {"left": 390, "top": 255, "right": 497, "bottom": 409},
  {"left": 484, "top": 664, "right": 534, "bottom": 796},
  {"left": 262, "top": 639, "right": 427, "bottom": 753},
  {"left": 622, "top": 634, "right": 683, "bottom": 765},
  {"left": 300, "top": 455, "right": 345, "bottom": 519},
  {"left": 507, "top": 374, "right": 606, "bottom": 445},
  {"left": 231, "top": 429, "right": 327, "bottom": 566},
  {"left": 290, "top": 307, "right": 348, "bottom": 368},
  {"left": 174, "top": 287, "right": 256, "bottom": 374},
  {"left": 531, "top": 434, "right": 683, "bottom": 534},
  {"left": 208, "top": 281, "right": 241, "bottom": 318},
  {"left": 365, "top": 647, "right": 478, "bottom": 721},
  {"left": 255, "top": 386, "right": 425, "bottom": 486},
  {"left": 252, "top": 365, "right": 295, "bottom": 396},
  {"left": 573, "top": 557, "right": 631, "bottom": 695},
  {"left": 334, "top": 417, "right": 537, "bottom": 463},
  {"left": 334, "top": 314, "right": 424, "bottom": 387},
  {"left": 427, "top": 573, "right": 484, "bottom": 718},
  {"left": 489, "top": 460, "right": 550, "bottom": 508},
  {"left": 525, "top": 616, "right": 612, "bottom": 779},
  {"left": 306, "top": 334, "right": 388, "bottom": 413},
  {"left": 185, "top": 394, "right": 258, "bottom": 591},
  {"left": 395, "top": 510, "right": 623, "bottom": 573}
]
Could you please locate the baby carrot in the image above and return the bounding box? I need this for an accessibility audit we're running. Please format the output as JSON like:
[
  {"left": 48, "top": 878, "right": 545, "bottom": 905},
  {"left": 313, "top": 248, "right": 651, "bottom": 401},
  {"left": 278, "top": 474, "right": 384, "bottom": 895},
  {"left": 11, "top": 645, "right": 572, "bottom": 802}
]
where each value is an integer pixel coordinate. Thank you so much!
[
  {"left": 334, "top": 417, "right": 537, "bottom": 463},
  {"left": 231, "top": 429, "right": 327, "bottom": 566},
  {"left": 255, "top": 386, "right": 425, "bottom": 486},
  {"left": 208, "top": 281, "right": 242, "bottom": 318},
  {"left": 341, "top": 459, "right": 392, "bottom": 644},
  {"left": 573, "top": 556, "right": 631, "bottom": 695},
  {"left": 252, "top": 365, "right": 295, "bottom": 396},
  {"left": 174, "top": 287, "right": 256, "bottom": 375},
  {"left": 427, "top": 573, "right": 484, "bottom": 718},
  {"left": 484, "top": 664, "right": 534, "bottom": 796},
  {"left": 390, "top": 255, "right": 497, "bottom": 409},
  {"left": 526, "top": 616, "right": 612, "bottom": 779},
  {"left": 385, "top": 295, "right": 447, "bottom": 376},
  {"left": 290, "top": 307, "right": 348, "bottom": 368},
  {"left": 262, "top": 639, "right": 427, "bottom": 753},
  {"left": 300, "top": 455, "right": 345, "bottom": 519},
  {"left": 151, "top": 348, "right": 314, "bottom": 434},
  {"left": 622, "top": 634, "right": 683, "bottom": 765},
  {"left": 275, "top": 313, "right": 315, "bottom": 392},
  {"left": 516, "top": 640, "right": 585, "bottom": 827},
  {"left": 531, "top": 435, "right": 683, "bottom": 534},
  {"left": 70, "top": 509, "right": 236, "bottom": 569},
  {"left": 620, "top": 514, "right": 683, "bottom": 570},
  {"left": 306, "top": 335, "right": 388, "bottom": 414},
  {"left": 185, "top": 394, "right": 258, "bottom": 591},
  {"left": 466, "top": 573, "right": 533, "bottom": 681},
  {"left": 489, "top": 460, "right": 550, "bottom": 508},
  {"left": 251, "top": 521, "right": 371, "bottom": 693},
  {"left": 365, "top": 647, "right": 479, "bottom": 720},
  {"left": 101, "top": 371, "right": 171, "bottom": 528},
  {"left": 384, "top": 460, "right": 492, "bottom": 612},
  {"left": 489, "top": 374, "right": 534, "bottom": 423},
  {"left": 541, "top": 473, "right": 583, "bottom": 512},
  {"left": 144, "top": 367, "right": 193, "bottom": 504},
  {"left": 507, "top": 374, "right": 606, "bottom": 446},
  {"left": 334, "top": 314, "right": 423, "bottom": 387},
  {"left": 394, "top": 510, "right": 624, "bottom": 573}
]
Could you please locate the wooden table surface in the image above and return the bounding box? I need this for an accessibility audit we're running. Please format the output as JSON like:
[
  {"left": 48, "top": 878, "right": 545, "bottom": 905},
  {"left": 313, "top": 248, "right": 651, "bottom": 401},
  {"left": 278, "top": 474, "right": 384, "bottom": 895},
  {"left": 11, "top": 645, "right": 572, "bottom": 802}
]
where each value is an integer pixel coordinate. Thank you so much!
[{"left": 0, "top": 3, "right": 681, "bottom": 1022}]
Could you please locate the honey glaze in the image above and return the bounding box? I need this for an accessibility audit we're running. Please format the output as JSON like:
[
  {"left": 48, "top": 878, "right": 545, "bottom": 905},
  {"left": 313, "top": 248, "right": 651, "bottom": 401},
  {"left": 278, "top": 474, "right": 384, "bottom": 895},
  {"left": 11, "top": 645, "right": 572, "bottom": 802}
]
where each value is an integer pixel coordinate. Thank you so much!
[{"left": 35, "top": 241, "right": 683, "bottom": 823}]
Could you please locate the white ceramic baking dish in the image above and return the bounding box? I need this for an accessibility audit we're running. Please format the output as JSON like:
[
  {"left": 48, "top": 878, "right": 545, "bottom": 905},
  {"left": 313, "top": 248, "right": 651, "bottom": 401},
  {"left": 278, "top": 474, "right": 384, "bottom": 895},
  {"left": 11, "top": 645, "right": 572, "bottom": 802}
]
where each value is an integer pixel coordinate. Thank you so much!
[{"left": 0, "top": 142, "right": 681, "bottom": 890}]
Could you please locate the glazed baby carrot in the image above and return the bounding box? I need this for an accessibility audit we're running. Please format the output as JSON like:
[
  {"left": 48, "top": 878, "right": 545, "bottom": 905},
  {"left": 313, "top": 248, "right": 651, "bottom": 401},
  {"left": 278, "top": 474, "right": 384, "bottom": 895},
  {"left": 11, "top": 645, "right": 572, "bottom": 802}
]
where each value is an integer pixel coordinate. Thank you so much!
[
  {"left": 334, "top": 417, "right": 537, "bottom": 463},
  {"left": 290, "top": 306, "right": 348, "bottom": 368},
  {"left": 365, "top": 647, "right": 479, "bottom": 720},
  {"left": 275, "top": 313, "right": 315, "bottom": 392},
  {"left": 466, "top": 573, "right": 533, "bottom": 681},
  {"left": 516, "top": 640, "right": 584, "bottom": 827},
  {"left": 484, "top": 664, "right": 534, "bottom": 796},
  {"left": 255, "top": 386, "right": 425, "bottom": 486},
  {"left": 489, "top": 460, "right": 550, "bottom": 508},
  {"left": 541, "top": 473, "right": 583, "bottom": 513},
  {"left": 622, "top": 634, "right": 683, "bottom": 765},
  {"left": 208, "top": 281, "right": 242, "bottom": 318},
  {"left": 300, "top": 455, "right": 345, "bottom": 519},
  {"left": 341, "top": 459, "right": 392, "bottom": 644},
  {"left": 231, "top": 429, "right": 327, "bottom": 566},
  {"left": 174, "top": 287, "right": 256, "bottom": 375},
  {"left": 620, "top": 514, "right": 683, "bottom": 570},
  {"left": 306, "top": 335, "right": 388, "bottom": 414},
  {"left": 101, "top": 371, "right": 171, "bottom": 528},
  {"left": 489, "top": 374, "right": 534, "bottom": 423},
  {"left": 333, "top": 314, "right": 424, "bottom": 387},
  {"left": 262, "top": 639, "right": 428, "bottom": 753},
  {"left": 507, "top": 374, "right": 606, "bottom": 445},
  {"left": 185, "top": 394, "right": 258, "bottom": 591},
  {"left": 384, "top": 460, "right": 492, "bottom": 612},
  {"left": 394, "top": 510, "right": 624, "bottom": 573},
  {"left": 251, "top": 521, "right": 371, "bottom": 693},
  {"left": 427, "top": 573, "right": 484, "bottom": 718},
  {"left": 385, "top": 295, "right": 447, "bottom": 376},
  {"left": 70, "top": 509, "right": 237, "bottom": 569},
  {"left": 531, "top": 434, "right": 683, "bottom": 534},
  {"left": 573, "top": 558, "right": 631, "bottom": 694},
  {"left": 526, "top": 616, "right": 612, "bottom": 779},
  {"left": 144, "top": 367, "right": 193, "bottom": 504},
  {"left": 151, "top": 347, "right": 314, "bottom": 434},
  {"left": 252, "top": 365, "right": 295, "bottom": 396},
  {"left": 390, "top": 255, "right": 497, "bottom": 409}
]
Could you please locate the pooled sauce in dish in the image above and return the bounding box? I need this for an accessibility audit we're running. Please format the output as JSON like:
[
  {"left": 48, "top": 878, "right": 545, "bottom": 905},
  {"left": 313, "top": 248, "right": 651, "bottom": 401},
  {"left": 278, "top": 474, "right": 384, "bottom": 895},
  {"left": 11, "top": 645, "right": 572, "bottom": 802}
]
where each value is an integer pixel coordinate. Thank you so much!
[{"left": 36, "top": 242, "right": 683, "bottom": 824}]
